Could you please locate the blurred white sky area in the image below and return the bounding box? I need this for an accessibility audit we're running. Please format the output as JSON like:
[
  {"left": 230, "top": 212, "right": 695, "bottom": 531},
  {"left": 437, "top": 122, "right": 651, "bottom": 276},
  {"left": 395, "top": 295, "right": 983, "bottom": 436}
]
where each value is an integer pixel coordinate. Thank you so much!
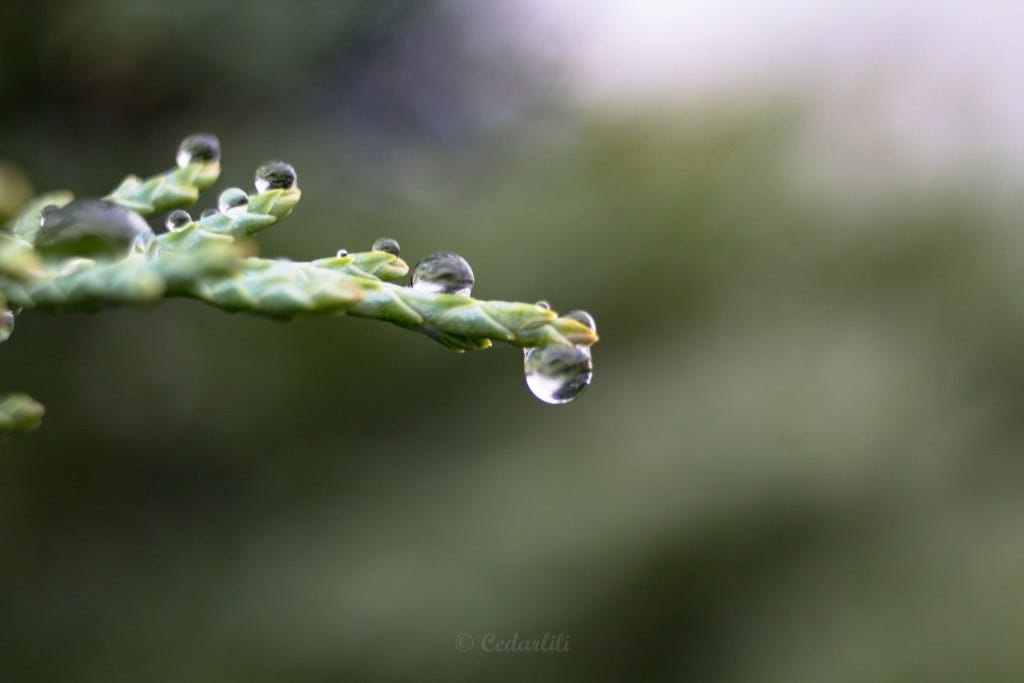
[{"left": 463, "top": 1, "right": 1024, "bottom": 180}]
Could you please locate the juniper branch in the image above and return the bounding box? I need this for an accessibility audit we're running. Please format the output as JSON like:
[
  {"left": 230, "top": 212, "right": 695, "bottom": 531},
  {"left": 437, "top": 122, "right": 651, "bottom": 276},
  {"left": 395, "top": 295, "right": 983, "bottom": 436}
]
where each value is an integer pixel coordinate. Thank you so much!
[{"left": 0, "top": 134, "right": 598, "bottom": 435}]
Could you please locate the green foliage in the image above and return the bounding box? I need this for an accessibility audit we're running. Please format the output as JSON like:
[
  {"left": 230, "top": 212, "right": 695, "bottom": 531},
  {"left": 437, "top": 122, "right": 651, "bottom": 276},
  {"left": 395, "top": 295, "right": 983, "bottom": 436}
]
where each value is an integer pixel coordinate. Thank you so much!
[
  {"left": 0, "top": 135, "right": 598, "bottom": 435},
  {"left": 0, "top": 393, "right": 43, "bottom": 434}
]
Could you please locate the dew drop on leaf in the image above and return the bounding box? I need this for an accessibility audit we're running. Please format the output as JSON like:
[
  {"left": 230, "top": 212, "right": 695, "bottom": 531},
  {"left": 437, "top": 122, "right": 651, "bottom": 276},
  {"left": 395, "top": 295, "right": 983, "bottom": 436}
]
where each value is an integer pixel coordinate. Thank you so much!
[
  {"left": 524, "top": 344, "right": 593, "bottom": 405},
  {"left": 562, "top": 309, "right": 597, "bottom": 334},
  {"left": 217, "top": 188, "right": 249, "bottom": 217},
  {"left": 372, "top": 237, "right": 400, "bottom": 257},
  {"left": 176, "top": 133, "right": 221, "bottom": 169},
  {"left": 200, "top": 208, "right": 218, "bottom": 219},
  {"left": 165, "top": 209, "right": 191, "bottom": 231},
  {"left": 35, "top": 199, "right": 154, "bottom": 259},
  {"left": 38, "top": 204, "right": 58, "bottom": 227},
  {"left": 254, "top": 161, "right": 297, "bottom": 193},
  {"left": 410, "top": 251, "right": 474, "bottom": 296}
]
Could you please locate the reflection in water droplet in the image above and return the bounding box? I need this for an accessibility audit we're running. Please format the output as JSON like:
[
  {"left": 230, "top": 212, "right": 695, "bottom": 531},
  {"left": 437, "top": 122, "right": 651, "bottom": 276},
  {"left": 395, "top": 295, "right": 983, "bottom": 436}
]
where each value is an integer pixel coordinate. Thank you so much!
[
  {"left": 336, "top": 249, "right": 349, "bottom": 257},
  {"left": 165, "top": 209, "right": 191, "bottom": 231},
  {"left": 254, "top": 161, "right": 297, "bottom": 193},
  {"left": 524, "top": 344, "right": 593, "bottom": 404},
  {"left": 562, "top": 309, "right": 596, "bottom": 334},
  {"left": 176, "top": 133, "right": 221, "bottom": 169},
  {"left": 535, "top": 300, "right": 551, "bottom": 310},
  {"left": 410, "top": 251, "right": 474, "bottom": 296},
  {"left": 0, "top": 309, "right": 13, "bottom": 344},
  {"left": 200, "top": 208, "right": 218, "bottom": 219},
  {"left": 35, "top": 199, "right": 154, "bottom": 259},
  {"left": 372, "top": 237, "right": 400, "bottom": 257},
  {"left": 218, "top": 188, "right": 249, "bottom": 217}
]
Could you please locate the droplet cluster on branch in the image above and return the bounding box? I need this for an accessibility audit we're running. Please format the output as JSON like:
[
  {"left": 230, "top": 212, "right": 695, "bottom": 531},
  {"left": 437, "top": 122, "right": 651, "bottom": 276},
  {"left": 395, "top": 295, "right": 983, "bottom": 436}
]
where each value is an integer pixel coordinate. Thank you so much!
[{"left": 0, "top": 133, "right": 599, "bottom": 434}]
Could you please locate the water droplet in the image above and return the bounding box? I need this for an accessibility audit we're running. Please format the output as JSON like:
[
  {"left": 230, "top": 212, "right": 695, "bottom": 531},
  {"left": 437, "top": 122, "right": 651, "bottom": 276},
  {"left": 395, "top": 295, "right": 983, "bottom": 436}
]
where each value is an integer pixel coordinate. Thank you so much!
[
  {"left": 217, "top": 188, "right": 249, "bottom": 217},
  {"left": 410, "top": 251, "right": 474, "bottom": 296},
  {"left": 535, "top": 300, "right": 551, "bottom": 310},
  {"left": 336, "top": 249, "right": 349, "bottom": 257},
  {"left": 254, "top": 161, "right": 297, "bottom": 193},
  {"left": 200, "top": 208, "right": 218, "bottom": 219},
  {"left": 563, "top": 309, "right": 597, "bottom": 334},
  {"left": 372, "top": 237, "right": 400, "bottom": 257},
  {"left": 38, "top": 204, "right": 59, "bottom": 226},
  {"left": 176, "top": 133, "right": 221, "bottom": 169},
  {"left": 524, "top": 345, "right": 593, "bottom": 404},
  {"left": 165, "top": 209, "right": 191, "bottom": 231},
  {"left": 0, "top": 309, "right": 13, "bottom": 344},
  {"left": 34, "top": 199, "right": 154, "bottom": 259}
]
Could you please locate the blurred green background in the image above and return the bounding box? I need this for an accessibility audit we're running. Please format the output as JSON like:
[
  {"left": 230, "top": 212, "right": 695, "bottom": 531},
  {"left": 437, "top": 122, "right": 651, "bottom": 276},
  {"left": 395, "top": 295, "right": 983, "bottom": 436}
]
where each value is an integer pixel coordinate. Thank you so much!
[{"left": 3, "top": 1, "right": 1024, "bottom": 681}]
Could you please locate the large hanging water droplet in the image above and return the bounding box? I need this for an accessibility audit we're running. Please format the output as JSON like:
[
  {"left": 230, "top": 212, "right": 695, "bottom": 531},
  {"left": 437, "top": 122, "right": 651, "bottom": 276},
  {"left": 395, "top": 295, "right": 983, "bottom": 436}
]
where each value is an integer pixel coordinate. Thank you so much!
[
  {"left": 562, "top": 309, "right": 597, "bottom": 334},
  {"left": 410, "top": 251, "right": 475, "bottom": 296},
  {"left": 165, "top": 209, "right": 191, "bottom": 231},
  {"left": 254, "top": 161, "right": 297, "bottom": 193},
  {"left": 524, "top": 345, "right": 593, "bottom": 404},
  {"left": 372, "top": 237, "right": 400, "bottom": 257},
  {"left": 218, "top": 188, "right": 249, "bottom": 217},
  {"left": 176, "top": 133, "right": 221, "bottom": 169},
  {"left": 0, "top": 308, "right": 14, "bottom": 344},
  {"left": 34, "top": 199, "right": 154, "bottom": 259}
]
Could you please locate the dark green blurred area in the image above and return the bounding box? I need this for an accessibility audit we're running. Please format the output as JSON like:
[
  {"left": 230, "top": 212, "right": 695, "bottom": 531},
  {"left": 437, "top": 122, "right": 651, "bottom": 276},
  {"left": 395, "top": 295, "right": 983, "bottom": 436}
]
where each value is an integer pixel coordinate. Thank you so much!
[{"left": 3, "top": 2, "right": 1024, "bottom": 681}]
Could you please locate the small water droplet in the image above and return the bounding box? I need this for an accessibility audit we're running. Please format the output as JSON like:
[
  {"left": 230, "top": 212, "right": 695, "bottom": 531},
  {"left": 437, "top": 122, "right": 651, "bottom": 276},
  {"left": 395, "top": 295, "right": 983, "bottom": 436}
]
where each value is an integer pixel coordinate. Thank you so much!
[
  {"left": 372, "top": 237, "right": 400, "bottom": 257},
  {"left": 524, "top": 345, "right": 593, "bottom": 404},
  {"left": 218, "top": 188, "right": 249, "bottom": 217},
  {"left": 35, "top": 199, "right": 154, "bottom": 259},
  {"left": 200, "top": 208, "right": 218, "bottom": 219},
  {"left": 0, "top": 309, "right": 14, "bottom": 344},
  {"left": 563, "top": 309, "right": 596, "bottom": 334},
  {"left": 38, "top": 204, "right": 59, "bottom": 226},
  {"left": 165, "top": 209, "right": 191, "bottom": 231},
  {"left": 254, "top": 161, "right": 297, "bottom": 193},
  {"left": 176, "top": 133, "right": 221, "bottom": 169},
  {"left": 336, "top": 249, "right": 349, "bottom": 257},
  {"left": 410, "top": 251, "right": 474, "bottom": 296},
  {"left": 535, "top": 300, "right": 551, "bottom": 310}
]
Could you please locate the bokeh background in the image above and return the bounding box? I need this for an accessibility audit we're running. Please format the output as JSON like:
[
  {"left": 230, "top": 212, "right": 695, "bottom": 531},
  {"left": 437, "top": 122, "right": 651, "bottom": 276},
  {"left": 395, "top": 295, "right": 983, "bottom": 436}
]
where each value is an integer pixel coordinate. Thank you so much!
[{"left": 3, "top": 1, "right": 1024, "bottom": 680}]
